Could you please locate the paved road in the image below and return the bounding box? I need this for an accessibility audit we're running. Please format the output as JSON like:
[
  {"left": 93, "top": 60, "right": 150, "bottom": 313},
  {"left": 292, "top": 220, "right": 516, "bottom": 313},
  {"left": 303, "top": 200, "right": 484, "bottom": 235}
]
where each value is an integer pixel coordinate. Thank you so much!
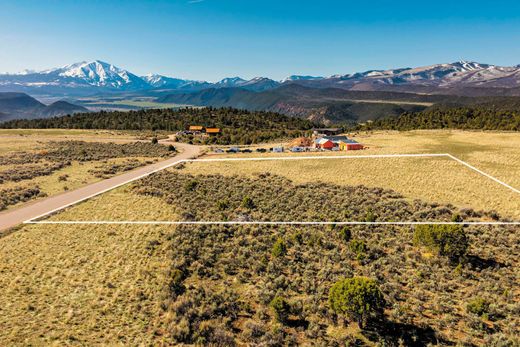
[{"left": 0, "top": 142, "right": 200, "bottom": 233}]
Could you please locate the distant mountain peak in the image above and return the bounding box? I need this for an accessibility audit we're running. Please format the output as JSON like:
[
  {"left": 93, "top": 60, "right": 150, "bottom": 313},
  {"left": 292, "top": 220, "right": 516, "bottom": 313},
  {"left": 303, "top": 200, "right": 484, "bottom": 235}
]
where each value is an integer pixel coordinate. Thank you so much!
[{"left": 282, "top": 75, "right": 323, "bottom": 83}]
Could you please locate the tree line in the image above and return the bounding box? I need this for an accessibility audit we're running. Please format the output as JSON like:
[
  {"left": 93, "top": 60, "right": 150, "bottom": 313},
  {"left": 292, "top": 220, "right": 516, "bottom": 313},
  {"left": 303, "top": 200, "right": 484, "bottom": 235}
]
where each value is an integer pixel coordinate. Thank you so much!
[
  {"left": 358, "top": 105, "right": 520, "bottom": 131},
  {"left": 0, "top": 107, "right": 320, "bottom": 145}
]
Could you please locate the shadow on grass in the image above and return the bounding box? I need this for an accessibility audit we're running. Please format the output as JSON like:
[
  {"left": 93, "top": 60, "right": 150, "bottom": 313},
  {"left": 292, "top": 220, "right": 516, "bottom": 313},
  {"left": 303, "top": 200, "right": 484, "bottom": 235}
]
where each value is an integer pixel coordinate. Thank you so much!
[
  {"left": 363, "top": 318, "right": 455, "bottom": 347},
  {"left": 466, "top": 255, "right": 506, "bottom": 271}
]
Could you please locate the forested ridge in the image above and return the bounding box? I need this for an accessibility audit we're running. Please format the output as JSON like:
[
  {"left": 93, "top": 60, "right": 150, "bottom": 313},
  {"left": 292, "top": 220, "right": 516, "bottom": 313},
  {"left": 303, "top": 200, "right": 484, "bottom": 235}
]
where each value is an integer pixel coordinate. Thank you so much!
[
  {"left": 361, "top": 105, "right": 520, "bottom": 131},
  {"left": 0, "top": 107, "right": 320, "bottom": 145}
]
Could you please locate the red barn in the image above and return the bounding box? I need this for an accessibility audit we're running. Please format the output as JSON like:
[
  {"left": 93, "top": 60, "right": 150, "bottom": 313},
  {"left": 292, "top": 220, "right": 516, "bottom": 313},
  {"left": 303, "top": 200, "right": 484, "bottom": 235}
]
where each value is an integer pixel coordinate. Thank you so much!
[{"left": 315, "top": 138, "right": 335, "bottom": 150}]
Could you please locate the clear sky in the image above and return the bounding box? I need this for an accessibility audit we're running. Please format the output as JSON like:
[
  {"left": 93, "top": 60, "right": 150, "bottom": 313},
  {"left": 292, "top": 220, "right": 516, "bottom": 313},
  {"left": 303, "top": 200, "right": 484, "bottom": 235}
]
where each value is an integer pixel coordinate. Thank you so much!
[{"left": 1, "top": 0, "right": 520, "bottom": 81}]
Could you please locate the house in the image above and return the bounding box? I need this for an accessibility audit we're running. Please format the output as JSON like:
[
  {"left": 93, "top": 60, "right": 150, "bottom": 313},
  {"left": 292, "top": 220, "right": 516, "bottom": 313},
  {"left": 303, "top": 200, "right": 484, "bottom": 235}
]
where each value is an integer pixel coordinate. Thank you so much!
[
  {"left": 205, "top": 128, "right": 221, "bottom": 135},
  {"left": 314, "top": 138, "right": 335, "bottom": 150},
  {"left": 189, "top": 125, "right": 204, "bottom": 132}
]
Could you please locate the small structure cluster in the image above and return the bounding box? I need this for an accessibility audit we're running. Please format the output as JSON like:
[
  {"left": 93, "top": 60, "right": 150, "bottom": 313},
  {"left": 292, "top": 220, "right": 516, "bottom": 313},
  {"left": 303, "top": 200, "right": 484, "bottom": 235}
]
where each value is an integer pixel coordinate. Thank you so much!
[
  {"left": 313, "top": 135, "right": 364, "bottom": 151},
  {"left": 177, "top": 125, "right": 221, "bottom": 136}
]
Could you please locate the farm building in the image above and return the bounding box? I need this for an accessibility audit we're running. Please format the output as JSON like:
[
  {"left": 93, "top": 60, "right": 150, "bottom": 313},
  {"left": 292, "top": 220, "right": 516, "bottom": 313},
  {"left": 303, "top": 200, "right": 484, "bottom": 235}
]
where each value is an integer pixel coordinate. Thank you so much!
[
  {"left": 314, "top": 135, "right": 363, "bottom": 151},
  {"left": 189, "top": 125, "right": 204, "bottom": 132},
  {"left": 339, "top": 139, "right": 364, "bottom": 150},
  {"left": 205, "top": 128, "right": 221, "bottom": 135},
  {"left": 314, "top": 138, "right": 335, "bottom": 150}
]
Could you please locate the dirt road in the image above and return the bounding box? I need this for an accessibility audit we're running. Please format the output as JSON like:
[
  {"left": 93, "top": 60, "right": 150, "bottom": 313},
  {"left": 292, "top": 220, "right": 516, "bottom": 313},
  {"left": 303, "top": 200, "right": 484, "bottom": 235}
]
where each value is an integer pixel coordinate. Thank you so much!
[{"left": 0, "top": 142, "right": 200, "bottom": 233}]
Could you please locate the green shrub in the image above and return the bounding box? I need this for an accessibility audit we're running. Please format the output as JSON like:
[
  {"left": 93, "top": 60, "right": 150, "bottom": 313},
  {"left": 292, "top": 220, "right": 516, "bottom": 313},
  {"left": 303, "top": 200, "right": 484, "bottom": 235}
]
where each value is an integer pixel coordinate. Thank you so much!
[
  {"left": 338, "top": 227, "right": 352, "bottom": 242},
  {"left": 349, "top": 239, "right": 368, "bottom": 260},
  {"left": 242, "top": 196, "right": 255, "bottom": 209},
  {"left": 269, "top": 295, "right": 291, "bottom": 323},
  {"left": 365, "top": 209, "right": 376, "bottom": 222},
  {"left": 451, "top": 213, "right": 463, "bottom": 222},
  {"left": 185, "top": 180, "right": 198, "bottom": 192},
  {"left": 466, "top": 298, "right": 490, "bottom": 317},
  {"left": 329, "top": 277, "right": 385, "bottom": 328},
  {"left": 170, "top": 268, "right": 186, "bottom": 296},
  {"left": 271, "top": 238, "right": 287, "bottom": 258},
  {"left": 413, "top": 224, "right": 468, "bottom": 262},
  {"left": 217, "top": 199, "right": 230, "bottom": 210}
]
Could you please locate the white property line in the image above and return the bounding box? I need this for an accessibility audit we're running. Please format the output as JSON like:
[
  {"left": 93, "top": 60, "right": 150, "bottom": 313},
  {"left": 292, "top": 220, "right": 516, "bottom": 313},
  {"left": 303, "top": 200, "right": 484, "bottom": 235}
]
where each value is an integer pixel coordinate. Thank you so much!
[
  {"left": 24, "top": 153, "right": 520, "bottom": 225},
  {"left": 24, "top": 221, "right": 520, "bottom": 225}
]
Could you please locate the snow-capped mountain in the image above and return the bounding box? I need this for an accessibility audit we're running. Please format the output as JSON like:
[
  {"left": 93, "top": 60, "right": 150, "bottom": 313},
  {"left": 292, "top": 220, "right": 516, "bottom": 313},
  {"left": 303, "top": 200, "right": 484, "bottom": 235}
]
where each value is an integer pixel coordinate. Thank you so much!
[
  {"left": 214, "top": 77, "right": 247, "bottom": 88},
  {"left": 142, "top": 74, "right": 193, "bottom": 89},
  {"left": 282, "top": 75, "right": 323, "bottom": 82},
  {"left": 1, "top": 60, "right": 520, "bottom": 96},
  {"left": 55, "top": 60, "right": 148, "bottom": 89},
  {"left": 0, "top": 60, "right": 149, "bottom": 93}
]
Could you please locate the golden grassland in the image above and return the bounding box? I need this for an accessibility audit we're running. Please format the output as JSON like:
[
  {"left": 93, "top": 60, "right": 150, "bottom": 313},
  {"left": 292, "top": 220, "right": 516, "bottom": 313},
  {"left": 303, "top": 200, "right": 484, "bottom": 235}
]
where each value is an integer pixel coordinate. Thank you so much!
[
  {"left": 208, "top": 130, "right": 520, "bottom": 190},
  {"left": 183, "top": 158, "right": 520, "bottom": 220},
  {"left": 48, "top": 185, "right": 178, "bottom": 222},
  {"left": 196, "top": 130, "right": 520, "bottom": 219},
  {"left": 0, "top": 129, "right": 141, "bottom": 154},
  {"left": 1, "top": 157, "right": 154, "bottom": 196},
  {"left": 0, "top": 223, "right": 174, "bottom": 346},
  {"left": 0, "top": 129, "right": 171, "bottom": 210},
  {"left": 0, "top": 191, "right": 176, "bottom": 345}
]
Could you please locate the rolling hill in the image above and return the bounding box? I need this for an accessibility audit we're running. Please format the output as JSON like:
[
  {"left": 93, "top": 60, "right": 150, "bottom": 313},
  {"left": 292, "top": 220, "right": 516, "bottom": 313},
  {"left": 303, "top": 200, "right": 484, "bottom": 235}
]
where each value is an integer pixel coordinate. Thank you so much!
[
  {"left": 0, "top": 92, "right": 88, "bottom": 121},
  {"left": 158, "top": 84, "right": 520, "bottom": 124}
]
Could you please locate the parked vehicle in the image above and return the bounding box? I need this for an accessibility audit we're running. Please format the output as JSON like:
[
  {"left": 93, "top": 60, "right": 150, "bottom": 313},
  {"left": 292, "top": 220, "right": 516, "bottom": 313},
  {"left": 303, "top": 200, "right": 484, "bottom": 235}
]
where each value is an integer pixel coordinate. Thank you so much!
[
  {"left": 214, "top": 148, "right": 224, "bottom": 153},
  {"left": 226, "top": 147, "right": 240, "bottom": 153},
  {"left": 241, "top": 149, "right": 253, "bottom": 153},
  {"left": 256, "top": 148, "right": 267, "bottom": 153},
  {"left": 272, "top": 146, "right": 284, "bottom": 153},
  {"left": 291, "top": 146, "right": 305, "bottom": 152}
]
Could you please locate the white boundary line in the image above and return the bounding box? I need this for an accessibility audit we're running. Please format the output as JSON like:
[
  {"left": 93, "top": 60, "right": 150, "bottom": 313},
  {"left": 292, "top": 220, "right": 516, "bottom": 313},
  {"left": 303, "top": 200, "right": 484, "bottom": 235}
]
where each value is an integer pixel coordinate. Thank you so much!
[
  {"left": 24, "top": 221, "right": 520, "bottom": 225},
  {"left": 24, "top": 153, "right": 520, "bottom": 225}
]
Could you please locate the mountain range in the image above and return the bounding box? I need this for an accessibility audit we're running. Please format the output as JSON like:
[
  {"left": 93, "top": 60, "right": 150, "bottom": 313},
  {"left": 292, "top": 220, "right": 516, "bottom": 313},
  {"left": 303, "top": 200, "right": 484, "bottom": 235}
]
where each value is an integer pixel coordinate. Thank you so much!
[{"left": 2, "top": 60, "right": 520, "bottom": 96}]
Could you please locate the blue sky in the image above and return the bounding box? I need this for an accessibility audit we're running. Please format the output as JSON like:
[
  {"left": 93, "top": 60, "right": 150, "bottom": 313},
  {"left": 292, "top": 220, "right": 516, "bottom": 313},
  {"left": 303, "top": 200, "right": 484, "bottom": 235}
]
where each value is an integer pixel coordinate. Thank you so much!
[{"left": 1, "top": 0, "right": 520, "bottom": 81}]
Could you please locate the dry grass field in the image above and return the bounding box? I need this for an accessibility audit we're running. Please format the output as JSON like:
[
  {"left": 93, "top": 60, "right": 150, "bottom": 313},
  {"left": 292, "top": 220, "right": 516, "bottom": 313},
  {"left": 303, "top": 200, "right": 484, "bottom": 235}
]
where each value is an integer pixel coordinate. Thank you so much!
[
  {"left": 0, "top": 190, "right": 176, "bottom": 346},
  {"left": 209, "top": 130, "right": 520, "bottom": 191},
  {"left": 1, "top": 129, "right": 518, "bottom": 345},
  {"left": 0, "top": 223, "right": 173, "bottom": 346},
  {"left": 2, "top": 171, "right": 516, "bottom": 345},
  {"left": 0, "top": 129, "right": 140, "bottom": 154},
  {"left": 196, "top": 130, "right": 520, "bottom": 220},
  {"left": 0, "top": 130, "right": 176, "bottom": 211}
]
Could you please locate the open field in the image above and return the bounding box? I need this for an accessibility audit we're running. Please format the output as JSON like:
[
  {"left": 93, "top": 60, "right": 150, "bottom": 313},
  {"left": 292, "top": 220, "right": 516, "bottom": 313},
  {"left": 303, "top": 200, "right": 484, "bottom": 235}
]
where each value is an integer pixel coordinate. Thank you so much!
[
  {"left": 198, "top": 130, "right": 520, "bottom": 219},
  {"left": 2, "top": 171, "right": 518, "bottom": 345},
  {"left": 0, "top": 223, "right": 174, "bottom": 346},
  {"left": 0, "top": 130, "right": 177, "bottom": 211},
  {"left": 0, "top": 129, "right": 143, "bottom": 154},
  {"left": 182, "top": 156, "right": 520, "bottom": 220},
  {"left": 208, "top": 130, "right": 520, "bottom": 189}
]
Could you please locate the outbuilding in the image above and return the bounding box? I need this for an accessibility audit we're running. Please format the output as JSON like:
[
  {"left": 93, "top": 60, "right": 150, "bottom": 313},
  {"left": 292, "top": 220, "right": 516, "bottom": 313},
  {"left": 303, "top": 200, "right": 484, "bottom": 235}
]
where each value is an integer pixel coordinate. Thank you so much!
[
  {"left": 314, "top": 138, "right": 335, "bottom": 150},
  {"left": 339, "top": 139, "right": 364, "bottom": 151},
  {"left": 206, "top": 128, "right": 221, "bottom": 135}
]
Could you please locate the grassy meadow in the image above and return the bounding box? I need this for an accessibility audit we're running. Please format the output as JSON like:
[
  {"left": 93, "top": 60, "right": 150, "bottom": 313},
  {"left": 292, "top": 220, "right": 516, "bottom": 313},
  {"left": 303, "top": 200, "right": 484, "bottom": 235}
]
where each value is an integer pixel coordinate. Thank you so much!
[
  {"left": 0, "top": 130, "right": 176, "bottom": 211},
  {"left": 198, "top": 130, "right": 520, "bottom": 220},
  {"left": 1, "top": 171, "right": 517, "bottom": 345},
  {"left": 0, "top": 223, "right": 174, "bottom": 346}
]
